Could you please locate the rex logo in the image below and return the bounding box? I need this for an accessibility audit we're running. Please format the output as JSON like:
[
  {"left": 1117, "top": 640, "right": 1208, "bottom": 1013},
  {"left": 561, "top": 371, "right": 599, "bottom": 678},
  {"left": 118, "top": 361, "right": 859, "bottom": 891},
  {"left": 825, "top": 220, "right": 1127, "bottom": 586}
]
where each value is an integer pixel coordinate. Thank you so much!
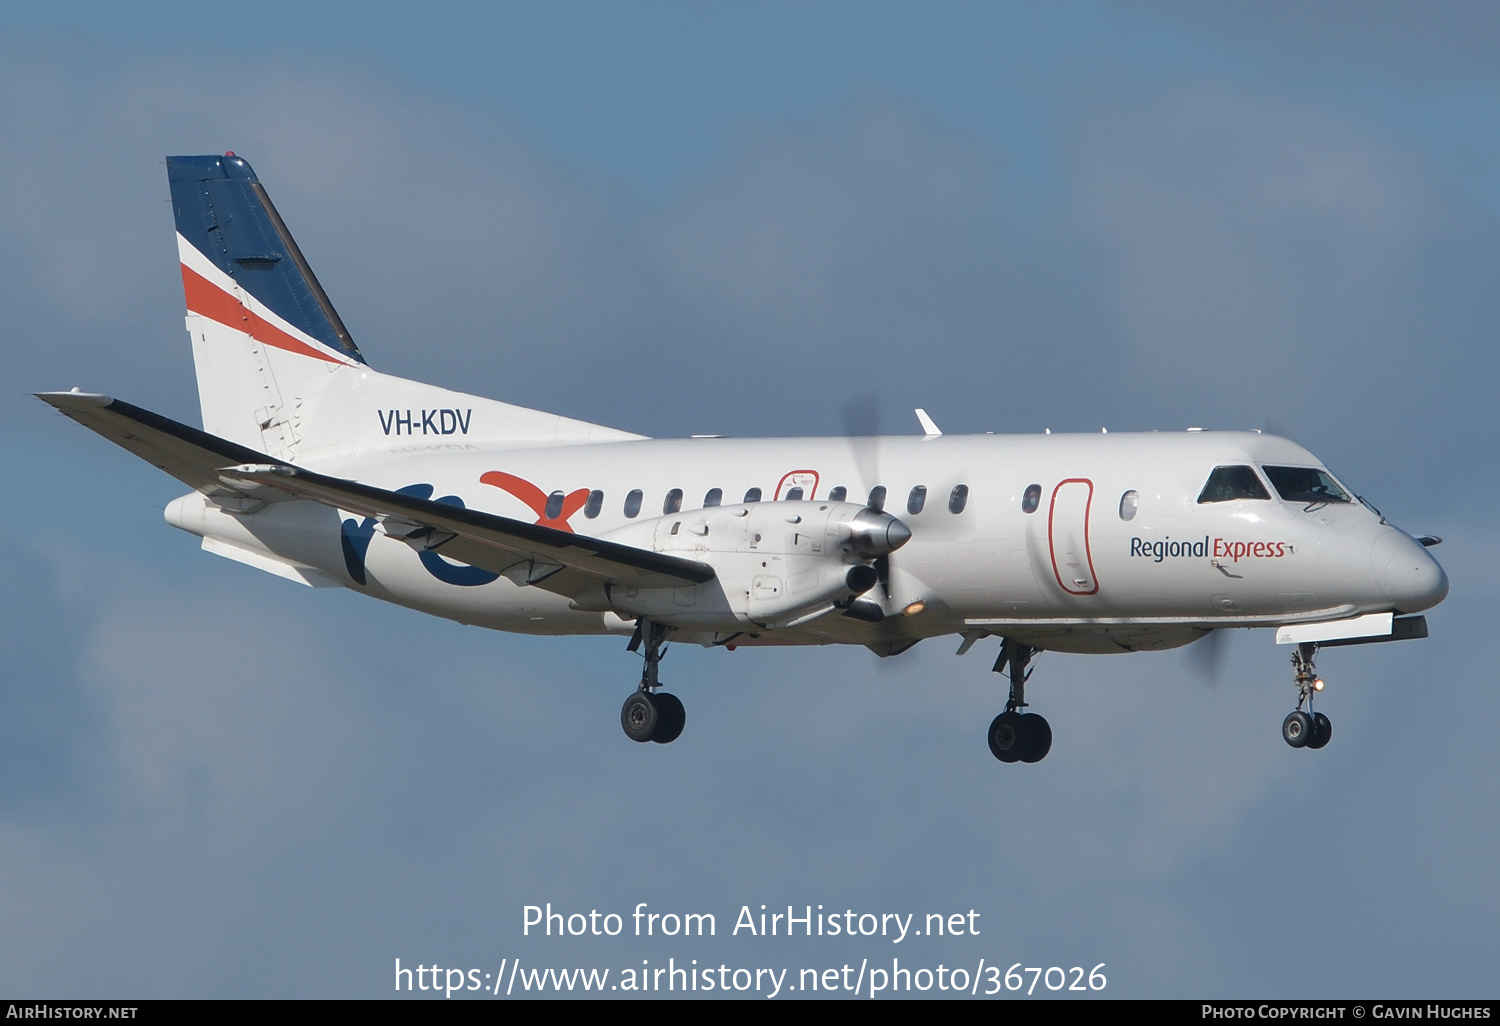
[
  {"left": 340, "top": 473, "right": 594, "bottom": 588},
  {"left": 341, "top": 483, "right": 499, "bottom": 587},
  {"left": 479, "top": 472, "right": 590, "bottom": 532}
]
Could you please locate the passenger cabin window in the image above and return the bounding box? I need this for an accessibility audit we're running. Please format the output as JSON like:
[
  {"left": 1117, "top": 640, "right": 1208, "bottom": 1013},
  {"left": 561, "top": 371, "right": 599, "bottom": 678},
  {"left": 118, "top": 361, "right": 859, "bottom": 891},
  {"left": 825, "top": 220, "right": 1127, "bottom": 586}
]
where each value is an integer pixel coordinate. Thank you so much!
[
  {"left": 948, "top": 484, "right": 969, "bottom": 514},
  {"left": 1262, "top": 466, "right": 1352, "bottom": 505},
  {"left": 785, "top": 486, "right": 804, "bottom": 501},
  {"left": 828, "top": 486, "right": 847, "bottom": 502},
  {"left": 544, "top": 490, "right": 565, "bottom": 519},
  {"left": 584, "top": 489, "right": 603, "bottom": 519},
  {"left": 907, "top": 485, "right": 927, "bottom": 515},
  {"left": 664, "top": 488, "right": 683, "bottom": 515},
  {"left": 1022, "top": 484, "right": 1041, "bottom": 514},
  {"left": 624, "top": 489, "right": 643, "bottom": 518},
  {"left": 1119, "top": 490, "right": 1138, "bottom": 521},
  {"left": 704, "top": 487, "right": 722, "bottom": 507},
  {"left": 1197, "top": 465, "right": 1270, "bottom": 503},
  {"left": 743, "top": 487, "right": 762, "bottom": 503},
  {"left": 868, "top": 486, "right": 887, "bottom": 512}
]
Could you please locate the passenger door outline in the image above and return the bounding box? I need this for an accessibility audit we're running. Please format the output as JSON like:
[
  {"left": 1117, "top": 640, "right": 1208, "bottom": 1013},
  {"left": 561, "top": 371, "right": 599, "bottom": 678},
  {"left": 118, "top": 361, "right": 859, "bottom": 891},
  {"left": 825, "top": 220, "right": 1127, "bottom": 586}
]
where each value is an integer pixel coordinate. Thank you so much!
[{"left": 1048, "top": 478, "right": 1099, "bottom": 596}]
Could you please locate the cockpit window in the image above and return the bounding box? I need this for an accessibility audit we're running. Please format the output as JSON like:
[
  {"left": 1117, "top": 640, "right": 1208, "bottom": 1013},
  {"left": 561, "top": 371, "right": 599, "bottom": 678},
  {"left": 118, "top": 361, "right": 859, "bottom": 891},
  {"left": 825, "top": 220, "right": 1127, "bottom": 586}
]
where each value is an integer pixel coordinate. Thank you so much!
[
  {"left": 1262, "top": 466, "right": 1351, "bottom": 505},
  {"left": 1197, "top": 465, "right": 1270, "bottom": 503}
]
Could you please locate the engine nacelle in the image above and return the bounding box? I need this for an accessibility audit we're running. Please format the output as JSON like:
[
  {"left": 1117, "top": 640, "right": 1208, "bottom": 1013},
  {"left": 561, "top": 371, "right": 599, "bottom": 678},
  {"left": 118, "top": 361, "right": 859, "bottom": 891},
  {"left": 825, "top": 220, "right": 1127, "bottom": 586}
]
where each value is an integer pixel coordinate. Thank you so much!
[{"left": 594, "top": 501, "right": 909, "bottom": 630}]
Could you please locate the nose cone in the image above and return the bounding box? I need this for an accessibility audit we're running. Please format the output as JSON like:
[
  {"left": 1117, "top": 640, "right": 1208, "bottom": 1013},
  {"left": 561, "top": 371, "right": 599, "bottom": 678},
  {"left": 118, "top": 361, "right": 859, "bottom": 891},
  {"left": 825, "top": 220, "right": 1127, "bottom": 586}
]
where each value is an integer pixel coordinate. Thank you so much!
[
  {"left": 885, "top": 516, "right": 912, "bottom": 551},
  {"left": 1371, "top": 529, "right": 1449, "bottom": 612},
  {"left": 850, "top": 509, "right": 912, "bottom": 558}
]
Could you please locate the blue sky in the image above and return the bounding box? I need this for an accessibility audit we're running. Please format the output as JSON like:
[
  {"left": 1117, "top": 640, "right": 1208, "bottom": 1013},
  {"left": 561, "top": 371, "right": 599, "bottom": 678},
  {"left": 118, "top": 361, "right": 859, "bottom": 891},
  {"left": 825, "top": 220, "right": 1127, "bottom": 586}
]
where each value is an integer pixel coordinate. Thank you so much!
[{"left": 2, "top": 2, "right": 1497, "bottom": 998}]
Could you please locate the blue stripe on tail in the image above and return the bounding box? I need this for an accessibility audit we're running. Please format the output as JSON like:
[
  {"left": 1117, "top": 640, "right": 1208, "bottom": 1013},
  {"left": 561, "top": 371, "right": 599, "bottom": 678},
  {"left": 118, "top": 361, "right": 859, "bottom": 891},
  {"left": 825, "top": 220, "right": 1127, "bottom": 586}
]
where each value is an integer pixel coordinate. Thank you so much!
[{"left": 167, "top": 153, "right": 365, "bottom": 364}]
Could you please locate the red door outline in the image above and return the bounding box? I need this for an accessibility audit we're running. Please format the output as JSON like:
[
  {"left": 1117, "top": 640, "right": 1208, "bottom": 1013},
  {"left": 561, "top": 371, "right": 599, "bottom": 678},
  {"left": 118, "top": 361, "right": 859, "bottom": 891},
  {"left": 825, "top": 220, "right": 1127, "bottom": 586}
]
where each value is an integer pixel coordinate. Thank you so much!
[
  {"left": 1048, "top": 478, "right": 1099, "bottom": 596},
  {"left": 774, "top": 469, "right": 820, "bottom": 500}
]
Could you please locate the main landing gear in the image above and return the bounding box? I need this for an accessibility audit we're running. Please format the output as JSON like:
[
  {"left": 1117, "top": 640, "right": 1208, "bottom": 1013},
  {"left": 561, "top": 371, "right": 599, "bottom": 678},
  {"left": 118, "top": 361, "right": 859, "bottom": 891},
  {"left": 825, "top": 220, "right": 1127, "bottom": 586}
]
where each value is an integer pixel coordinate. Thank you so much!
[
  {"left": 620, "top": 619, "right": 686, "bottom": 745},
  {"left": 1282, "top": 642, "right": 1332, "bottom": 750},
  {"left": 988, "top": 639, "right": 1052, "bottom": 764}
]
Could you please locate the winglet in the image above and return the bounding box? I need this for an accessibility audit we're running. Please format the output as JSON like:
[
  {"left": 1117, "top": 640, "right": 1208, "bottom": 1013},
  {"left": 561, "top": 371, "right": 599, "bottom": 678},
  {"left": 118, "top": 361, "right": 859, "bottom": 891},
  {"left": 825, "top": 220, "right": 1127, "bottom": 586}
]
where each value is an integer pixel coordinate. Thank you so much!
[
  {"left": 36, "top": 390, "right": 111, "bottom": 409},
  {"left": 914, "top": 409, "right": 942, "bottom": 438}
]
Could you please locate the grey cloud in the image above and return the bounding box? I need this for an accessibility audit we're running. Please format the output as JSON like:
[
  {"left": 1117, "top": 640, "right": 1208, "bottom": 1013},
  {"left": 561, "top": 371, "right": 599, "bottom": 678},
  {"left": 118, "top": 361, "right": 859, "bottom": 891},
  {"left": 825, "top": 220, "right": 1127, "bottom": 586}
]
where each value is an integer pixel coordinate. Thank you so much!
[
  {"left": 1141, "top": 1, "right": 1500, "bottom": 82},
  {"left": 1065, "top": 81, "right": 1500, "bottom": 507},
  {"left": 1073, "top": 84, "right": 1442, "bottom": 379},
  {"left": 649, "top": 95, "right": 998, "bottom": 340},
  {"left": 3, "top": 35, "right": 1498, "bottom": 998},
  {"left": 0, "top": 514, "right": 1432, "bottom": 995},
  {"left": 0, "top": 50, "right": 1116, "bottom": 442}
]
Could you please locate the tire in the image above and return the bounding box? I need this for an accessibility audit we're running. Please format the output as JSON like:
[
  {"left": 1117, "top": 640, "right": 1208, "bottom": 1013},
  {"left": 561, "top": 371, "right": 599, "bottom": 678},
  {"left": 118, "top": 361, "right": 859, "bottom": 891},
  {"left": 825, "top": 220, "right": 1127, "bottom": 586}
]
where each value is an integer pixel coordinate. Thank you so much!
[
  {"left": 988, "top": 712, "right": 1023, "bottom": 763},
  {"left": 621, "top": 691, "right": 658, "bottom": 743},
  {"left": 1282, "top": 710, "right": 1314, "bottom": 748},
  {"left": 651, "top": 692, "right": 686, "bottom": 744},
  {"left": 1019, "top": 714, "right": 1053, "bottom": 763},
  {"left": 1307, "top": 712, "right": 1332, "bottom": 750}
]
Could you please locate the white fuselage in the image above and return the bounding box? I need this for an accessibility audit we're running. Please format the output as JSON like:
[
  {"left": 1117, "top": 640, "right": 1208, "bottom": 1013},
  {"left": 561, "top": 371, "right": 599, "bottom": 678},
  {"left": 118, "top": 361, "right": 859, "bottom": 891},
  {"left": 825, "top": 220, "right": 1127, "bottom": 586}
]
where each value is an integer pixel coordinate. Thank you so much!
[{"left": 165, "top": 427, "right": 1448, "bottom": 655}]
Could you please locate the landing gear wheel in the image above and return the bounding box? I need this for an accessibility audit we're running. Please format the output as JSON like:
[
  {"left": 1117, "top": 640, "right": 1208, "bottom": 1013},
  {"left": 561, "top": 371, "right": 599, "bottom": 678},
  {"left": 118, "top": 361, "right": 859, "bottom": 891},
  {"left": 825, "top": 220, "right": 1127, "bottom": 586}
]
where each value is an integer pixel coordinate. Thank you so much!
[
  {"left": 1282, "top": 710, "right": 1314, "bottom": 749},
  {"left": 651, "top": 692, "right": 686, "bottom": 744},
  {"left": 621, "top": 691, "right": 659, "bottom": 743},
  {"left": 1018, "top": 713, "right": 1052, "bottom": 763},
  {"left": 988, "top": 711, "right": 1023, "bottom": 763},
  {"left": 1307, "top": 712, "right": 1332, "bottom": 750},
  {"left": 1285, "top": 643, "right": 1334, "bottom": 751}
]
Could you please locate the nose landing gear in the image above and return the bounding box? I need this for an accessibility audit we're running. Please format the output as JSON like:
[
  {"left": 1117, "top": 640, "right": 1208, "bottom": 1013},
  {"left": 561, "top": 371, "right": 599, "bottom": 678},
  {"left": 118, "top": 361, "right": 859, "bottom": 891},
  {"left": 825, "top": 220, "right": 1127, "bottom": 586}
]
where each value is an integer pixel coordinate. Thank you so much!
[
  {"left": 620, "top": 619, "right": 686, "bottom": 744},
  {"left": 987, "top": 640, "right": 1052, "bottom": 763},
  {"left": 1283, "top": 643, "right": 1332, "bottom": 749}
]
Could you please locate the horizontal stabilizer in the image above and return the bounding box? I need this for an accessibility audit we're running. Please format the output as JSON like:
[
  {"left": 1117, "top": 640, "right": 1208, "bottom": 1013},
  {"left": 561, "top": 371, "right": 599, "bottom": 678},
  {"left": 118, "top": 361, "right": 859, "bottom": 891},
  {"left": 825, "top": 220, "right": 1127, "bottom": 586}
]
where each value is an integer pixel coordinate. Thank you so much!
[{"left": 201, "top": 537, "right": 344, "bottom": 588}]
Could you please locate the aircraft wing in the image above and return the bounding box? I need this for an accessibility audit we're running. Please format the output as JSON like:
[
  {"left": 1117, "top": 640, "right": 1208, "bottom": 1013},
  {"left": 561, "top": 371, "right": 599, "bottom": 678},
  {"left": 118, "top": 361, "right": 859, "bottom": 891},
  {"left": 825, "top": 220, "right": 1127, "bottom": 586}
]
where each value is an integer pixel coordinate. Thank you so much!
[
  {"left": 215, "top": 464, "right": 716, "bottom": 591},
  {"left": 39, "top": 391, "right": 284, "bottom": 497},
  {"left": 38, "top": 391, "right": 715, "bottom": 593}
]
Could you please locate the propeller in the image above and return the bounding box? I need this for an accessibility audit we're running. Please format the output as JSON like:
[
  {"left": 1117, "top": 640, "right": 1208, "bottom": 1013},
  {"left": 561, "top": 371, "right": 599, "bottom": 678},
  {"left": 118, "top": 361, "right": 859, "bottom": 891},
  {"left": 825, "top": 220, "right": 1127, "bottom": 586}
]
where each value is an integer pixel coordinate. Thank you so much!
[
  {"left": 1186, "top": 628, "right": 1229, "bottom": 687},
  {"left": 839, "top": 392, "right": 881, "bottom": 494},
  {"left": 839, "top": 393, "right": 893, "bottom": 602},
  {"left": 837, "top": 393, "right": 918, "bottom": 610}
]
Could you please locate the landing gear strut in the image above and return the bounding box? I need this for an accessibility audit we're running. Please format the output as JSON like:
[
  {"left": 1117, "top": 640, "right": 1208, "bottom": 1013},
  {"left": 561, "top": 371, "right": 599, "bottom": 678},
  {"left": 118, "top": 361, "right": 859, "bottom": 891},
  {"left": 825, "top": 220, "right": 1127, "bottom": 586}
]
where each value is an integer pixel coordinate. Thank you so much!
[
  {"left": 1283, "top": 642, "right": 1332, "bottom": 750},
  {"left": 987, "top": 639, "right": 1052, "bottom": 763},
  {"left": 620, "top": 619, "right": 686, "bottom": 744}
]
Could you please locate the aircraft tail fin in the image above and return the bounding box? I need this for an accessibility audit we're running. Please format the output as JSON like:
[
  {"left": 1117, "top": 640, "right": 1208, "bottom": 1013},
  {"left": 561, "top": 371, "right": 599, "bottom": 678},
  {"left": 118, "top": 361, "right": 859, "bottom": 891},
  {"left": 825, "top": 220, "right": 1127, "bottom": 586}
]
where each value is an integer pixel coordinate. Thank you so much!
[
  {"left": 166, "top": 153, "right": 642, "bottom": 460},
  {"left": 168, "top": 153, "right": 363, "bottom": 365},
  {"left": 168, "top": 152, "right": 367, "bottom": 457}
]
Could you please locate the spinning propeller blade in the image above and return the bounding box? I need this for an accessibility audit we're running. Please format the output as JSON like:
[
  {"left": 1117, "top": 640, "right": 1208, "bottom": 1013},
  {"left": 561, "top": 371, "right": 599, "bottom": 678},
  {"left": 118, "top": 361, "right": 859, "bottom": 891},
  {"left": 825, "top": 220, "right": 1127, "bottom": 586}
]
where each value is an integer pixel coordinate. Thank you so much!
[
  {"left": 839, "top": 393, "right": 904, "bottom": 603},
  {"left": 1186, "top": 628, "right": 1230, "bottom": 687}
]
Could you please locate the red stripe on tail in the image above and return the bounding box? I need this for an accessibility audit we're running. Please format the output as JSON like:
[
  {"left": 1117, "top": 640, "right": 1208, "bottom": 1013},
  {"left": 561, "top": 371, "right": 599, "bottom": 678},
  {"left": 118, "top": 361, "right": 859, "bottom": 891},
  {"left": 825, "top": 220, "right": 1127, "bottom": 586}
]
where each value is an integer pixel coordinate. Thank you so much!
[{"left": 181, "top": 264, "right": 346, "bottom": 365}]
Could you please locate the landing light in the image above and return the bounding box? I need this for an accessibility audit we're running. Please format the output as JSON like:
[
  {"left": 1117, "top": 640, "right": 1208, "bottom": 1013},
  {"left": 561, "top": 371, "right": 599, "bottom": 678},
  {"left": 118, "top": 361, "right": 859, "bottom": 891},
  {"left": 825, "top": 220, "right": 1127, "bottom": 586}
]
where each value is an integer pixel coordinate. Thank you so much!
[
  {"left": 1313, "top": 678, "right": 1325, "bottom": 692},
  {"left": 903, "top": 601, "right": 926, "bottom": 617}
]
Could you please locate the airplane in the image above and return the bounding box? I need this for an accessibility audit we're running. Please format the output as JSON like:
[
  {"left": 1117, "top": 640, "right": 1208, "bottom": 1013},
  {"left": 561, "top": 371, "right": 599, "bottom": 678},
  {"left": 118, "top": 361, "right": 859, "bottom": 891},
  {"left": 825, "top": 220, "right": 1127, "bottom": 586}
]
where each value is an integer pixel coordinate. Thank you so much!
[{"left": 37, "top": 152, "right": 1450, "bottom": 763}]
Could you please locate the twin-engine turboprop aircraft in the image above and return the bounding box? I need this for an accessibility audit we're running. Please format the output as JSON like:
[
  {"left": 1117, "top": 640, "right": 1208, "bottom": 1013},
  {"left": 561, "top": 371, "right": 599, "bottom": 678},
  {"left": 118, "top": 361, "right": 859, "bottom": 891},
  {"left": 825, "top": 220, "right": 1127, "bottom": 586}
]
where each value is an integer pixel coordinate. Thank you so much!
[{"left": 39, "top": 153, "right": 1450, "bottom": 762}]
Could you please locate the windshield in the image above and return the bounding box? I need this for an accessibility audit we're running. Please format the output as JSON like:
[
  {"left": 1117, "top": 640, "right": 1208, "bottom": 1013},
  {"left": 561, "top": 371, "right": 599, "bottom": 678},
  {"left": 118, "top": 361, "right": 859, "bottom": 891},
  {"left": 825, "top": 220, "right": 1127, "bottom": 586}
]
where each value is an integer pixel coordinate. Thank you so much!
[
  {"left": 1261, "top": 466, "right": 1351, "bottom": 505},
  {"left": 1197, "top": 465, "right": 1271, "bottom": 503}
]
